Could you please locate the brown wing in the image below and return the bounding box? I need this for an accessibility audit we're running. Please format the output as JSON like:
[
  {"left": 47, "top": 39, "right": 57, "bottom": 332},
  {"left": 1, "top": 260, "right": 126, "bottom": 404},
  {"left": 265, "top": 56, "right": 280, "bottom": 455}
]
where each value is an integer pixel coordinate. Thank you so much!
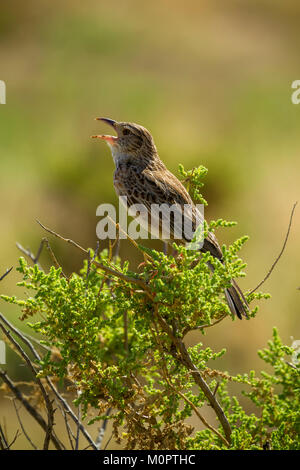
[{"left": 115, "top": 163, "right": 223, "bottom": 258}]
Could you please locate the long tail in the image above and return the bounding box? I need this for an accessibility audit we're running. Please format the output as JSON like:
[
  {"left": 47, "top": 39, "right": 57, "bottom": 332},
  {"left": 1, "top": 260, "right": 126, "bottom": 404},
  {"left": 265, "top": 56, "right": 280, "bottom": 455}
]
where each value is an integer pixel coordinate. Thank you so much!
[
  {"left": 225, "top": 279, "right": 249, "bottom": 319},
  {"left": 200, "top": 238, "right": 249, "bottom": 319}
]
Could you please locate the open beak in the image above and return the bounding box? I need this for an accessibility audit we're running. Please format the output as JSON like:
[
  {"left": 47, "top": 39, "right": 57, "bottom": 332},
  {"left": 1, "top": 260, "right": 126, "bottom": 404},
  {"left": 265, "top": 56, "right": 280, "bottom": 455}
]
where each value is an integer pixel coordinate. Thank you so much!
[{"left": 91, "top": 117, "right": 118, "bottom": 144}]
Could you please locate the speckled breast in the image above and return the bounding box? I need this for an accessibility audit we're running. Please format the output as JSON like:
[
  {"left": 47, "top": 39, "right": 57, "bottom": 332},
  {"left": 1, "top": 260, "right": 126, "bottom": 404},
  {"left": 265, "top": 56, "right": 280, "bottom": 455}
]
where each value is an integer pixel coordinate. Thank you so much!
[{"left": 113, "top": 166, "right": 127, "bottom": 197}]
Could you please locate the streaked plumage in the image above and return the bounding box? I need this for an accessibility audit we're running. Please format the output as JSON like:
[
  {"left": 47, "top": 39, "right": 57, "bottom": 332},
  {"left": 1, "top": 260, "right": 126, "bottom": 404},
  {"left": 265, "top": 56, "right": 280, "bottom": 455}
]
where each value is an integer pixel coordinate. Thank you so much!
[{"left": 92, "top": 118, "right": 248, "bottom": 319}]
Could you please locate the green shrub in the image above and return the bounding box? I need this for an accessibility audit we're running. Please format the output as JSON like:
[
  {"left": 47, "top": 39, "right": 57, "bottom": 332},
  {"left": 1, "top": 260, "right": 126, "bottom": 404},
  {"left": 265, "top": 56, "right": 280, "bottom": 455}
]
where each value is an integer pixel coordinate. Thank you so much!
[{"left": 1, "top": 166, "right": 298, "bottom": 450}]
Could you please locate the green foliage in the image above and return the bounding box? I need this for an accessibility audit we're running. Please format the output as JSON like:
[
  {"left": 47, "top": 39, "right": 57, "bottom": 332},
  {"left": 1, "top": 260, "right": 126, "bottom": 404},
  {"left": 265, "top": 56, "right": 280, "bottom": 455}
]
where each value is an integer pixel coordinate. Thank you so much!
[
  {"left": 188, "top": 328, "right": 300, "bottom": 450},
  {"left": 1, "top": 165, "right": 297, "bottom": 450},
  {"left": 178, "top": 164, "right": 208, "bottom": 205}
]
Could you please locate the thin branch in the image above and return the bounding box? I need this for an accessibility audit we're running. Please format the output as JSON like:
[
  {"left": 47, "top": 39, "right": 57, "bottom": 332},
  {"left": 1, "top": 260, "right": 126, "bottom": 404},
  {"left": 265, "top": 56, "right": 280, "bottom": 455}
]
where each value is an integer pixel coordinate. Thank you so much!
[
  {"left": 112, "top": 225, "right": 120, "bottom": 259},
  {"left": 20, "top": 331, "right": 52, "bottom": 353},
  {"left": 36, "top": 219, "right": 152, "bottom": 296},
  {"left": 0, "top": 424, "right": 9, "bottom": 450},
  {"left": 16, "top": 240, "right": 44, "bottom": 268},
  {"left": 13, "top": 399, "right": 38, "bottom": 450},
  {"left": 0, "top": 320, "right": 57, "bottom": 450},
  {"left": 250, "top": 201, "right": 298, "bottom": 294},
  {"left": 0, "top": 369, "right": 62, "bottom": 450},
  {"left": 36, "top": 219, "right": 88, "bottom": 255},
  {"left": 106, "top": 215, "right": 153, "bottom": 263},
  {"left": 152, "top": 305, "right": 232, "bottom": 445},
  {"left": 86, "top": 241, "right": 100, "bottom": 283},
  {"left": 48, "top": 384, "right": 97, "bottom": 450},
  {"left": 213, "top": 382, "right": 220, "bottom": 397},
  {"left": 43, "top": 399, "right": 56, "bottom": 450},
  {"left": 4, "top": 429, "right": 21, "bottom": 450},
  {"left": 75, "top": 393, "right": 81, "bottom": 451},
  {"left": 95, "top": 408, "right": 111, "bottom": 450},
  {"left": 182, "top": 314, "right": 227, "bottom": 337},
  {"left": 170, "top": 379, "right": 228, "bottom": 447},
  {"left": 16, "top": 242, "right": 39, "bottom": 264},
  {"left": 0, "top": 267, "right": 13, "bottom": 282},
  {"left": 0, "top": 312, "right": 97, "bottom": 450},
  {"left": 285, "top": 361, "right": 297, "bottom": 370},
  {"left": 17, "top": 238, "right": 67, "bottom": 278},
  {"left": 34, "top": 239, "right": 45, "bottom": 263},
  {"left": 41, "top": 238, "right": 67, "bottom": 278},
  {"left": 151, "top": 320, "right": 229, "bottom": 447},
  {"left": 92, "top": 241, "right": 101, "bottom": 262},
  {"left": 55, "top": 400, "right": 75, "bottom": 450},
  {"left": 103, "top": 431, "right": 113, "bottom": 450},
  {"left": 0, "top": 313, "right": 42, "bottom": 361}
]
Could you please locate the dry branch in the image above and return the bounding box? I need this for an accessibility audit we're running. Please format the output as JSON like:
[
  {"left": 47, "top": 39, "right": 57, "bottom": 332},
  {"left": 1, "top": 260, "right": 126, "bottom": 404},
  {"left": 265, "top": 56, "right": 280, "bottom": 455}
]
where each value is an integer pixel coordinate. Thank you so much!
[
  {"left": 36, "top": 219, "right": 153, "bottom": 296},
  {"left": 152, "top": 305, "right": 232, "bottom": 444},
  {"left": 0, "top": 312, "right": 98, "bottom": 450},
  {"left": 250, "top": 201, "right": 297, "bottom": 294},
  {"left": 0, "top": 369, "right": 62, "bottom": 450},
  {"left": 0, "top": 319, "right": 57, "bottom": 450},
  {"left": 0, "top": 267, "right": 13, "bottom": 282}
]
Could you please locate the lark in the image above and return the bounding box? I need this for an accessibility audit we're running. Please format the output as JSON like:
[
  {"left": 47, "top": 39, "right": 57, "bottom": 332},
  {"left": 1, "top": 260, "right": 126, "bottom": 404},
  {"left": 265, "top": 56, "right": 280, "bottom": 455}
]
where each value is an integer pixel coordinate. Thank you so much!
[{"left": 92, "top": 118, "right": 248, "bottom": 319}]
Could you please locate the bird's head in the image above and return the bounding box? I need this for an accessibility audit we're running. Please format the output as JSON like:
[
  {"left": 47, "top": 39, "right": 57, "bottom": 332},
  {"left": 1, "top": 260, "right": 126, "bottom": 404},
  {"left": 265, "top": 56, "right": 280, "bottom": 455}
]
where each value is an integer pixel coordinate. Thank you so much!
[{"left": 91, "top": 118, "right": 157, "bottom": 164}]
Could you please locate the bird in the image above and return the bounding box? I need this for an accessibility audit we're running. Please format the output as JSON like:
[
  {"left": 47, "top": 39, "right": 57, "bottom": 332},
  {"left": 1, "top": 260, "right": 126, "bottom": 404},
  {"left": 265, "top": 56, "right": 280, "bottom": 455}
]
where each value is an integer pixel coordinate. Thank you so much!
[{"left": 91, "top": 118, "right": 248, "bottom": 319}]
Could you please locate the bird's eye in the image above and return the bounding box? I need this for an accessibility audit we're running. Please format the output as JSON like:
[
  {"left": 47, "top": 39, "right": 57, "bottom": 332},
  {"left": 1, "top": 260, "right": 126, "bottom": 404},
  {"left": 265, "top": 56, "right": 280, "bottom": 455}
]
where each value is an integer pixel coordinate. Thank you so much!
[{"left": 123, "top": 128, "right": 131, "bottom": 136}]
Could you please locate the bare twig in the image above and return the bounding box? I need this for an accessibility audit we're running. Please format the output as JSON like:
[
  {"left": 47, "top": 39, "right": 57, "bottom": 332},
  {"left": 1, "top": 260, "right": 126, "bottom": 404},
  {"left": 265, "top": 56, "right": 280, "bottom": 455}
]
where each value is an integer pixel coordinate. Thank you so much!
[
  {"left": 0, "top": 369, "right": 62, "bottom": 450},
  {"left": 112, "top": 225, "right": 120, "bottom": 259},
  {"left": 212, "top": 382, "right": 220, "bottom": 397},
  {"left": 16, "top": 242, "right": 39, "bottom": 264},
  {"left": 20, "top": 331, "right": 52, "bottom": 353},
  {"left": 36, "top": 219, "right": 152, "bottom": 296},
  {"left": 106, "top": 215, "right": 153, "bottom": 263},
  {"left": 41, "top": 238, "right": 67, "bottom": 278},
  {"left": 285, "top": 361, "right": 297, "bottom": 370},
  {"left": 103, "top": 431, "right": 113, "bottom": 450},
  {"left": 250, "top": 202, "right": 297, "bottom": 294},
  {"left": 16, "top": 239, "right": 45, "bottom": 268},
  {"left": 86, "top": 241, "right": 100, "bottom": 282},
  {"left": 75, "top": 392, "right": 81, "bottom": 451},
  {"left": 34, "top": 239, "right": 45, "bottom": 263},
  {"left": 0, "top": 424, "right": 9, "bottom": 450},
  {"left": 0, "top": 312, "right": 97, "bottom": 450},
  {"left": 17, "top": 238, "right": 67, "bottom": 278},
  {"left": 55, "top": 400, "right": 75, "bottom": 450},
  {"left": 49, "top": 385, "right": 97, "bottom": 450},
  {"left": 0, "top": 267, "right": 13, "bottom": 282},
  {"left": 92, "top": 241, "right": 101, "bottom": 261},
  {"left": 182, "top": 314, "right": 227, "bottom": 337},
  {"left": 3, "top": 429, "right": 21, "bottom": 450},
  {"left": 43, "top": 399, "right": 56, "bottom": 450},
  {"left": 0, "top": 319, "right": 57, "bottom": 450},
  {"left": 13, "top": 399, "right": 38, "bottom": 450},
  {"left": 36, "top": 220, "right": 87, "bottom": 255},
  {"left": 95, "top": 408, "right": 111, "bottom": 450},
  {"left": 0, "top": 313, "right": 42, "bottom": 360}
]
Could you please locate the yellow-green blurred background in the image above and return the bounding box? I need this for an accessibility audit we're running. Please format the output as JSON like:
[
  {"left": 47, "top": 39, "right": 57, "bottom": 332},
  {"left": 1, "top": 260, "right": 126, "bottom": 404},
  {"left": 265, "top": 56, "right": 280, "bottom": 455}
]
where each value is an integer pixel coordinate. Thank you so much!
[{"left": 0, "top": 0, "right": 299, "bottom": 449}]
